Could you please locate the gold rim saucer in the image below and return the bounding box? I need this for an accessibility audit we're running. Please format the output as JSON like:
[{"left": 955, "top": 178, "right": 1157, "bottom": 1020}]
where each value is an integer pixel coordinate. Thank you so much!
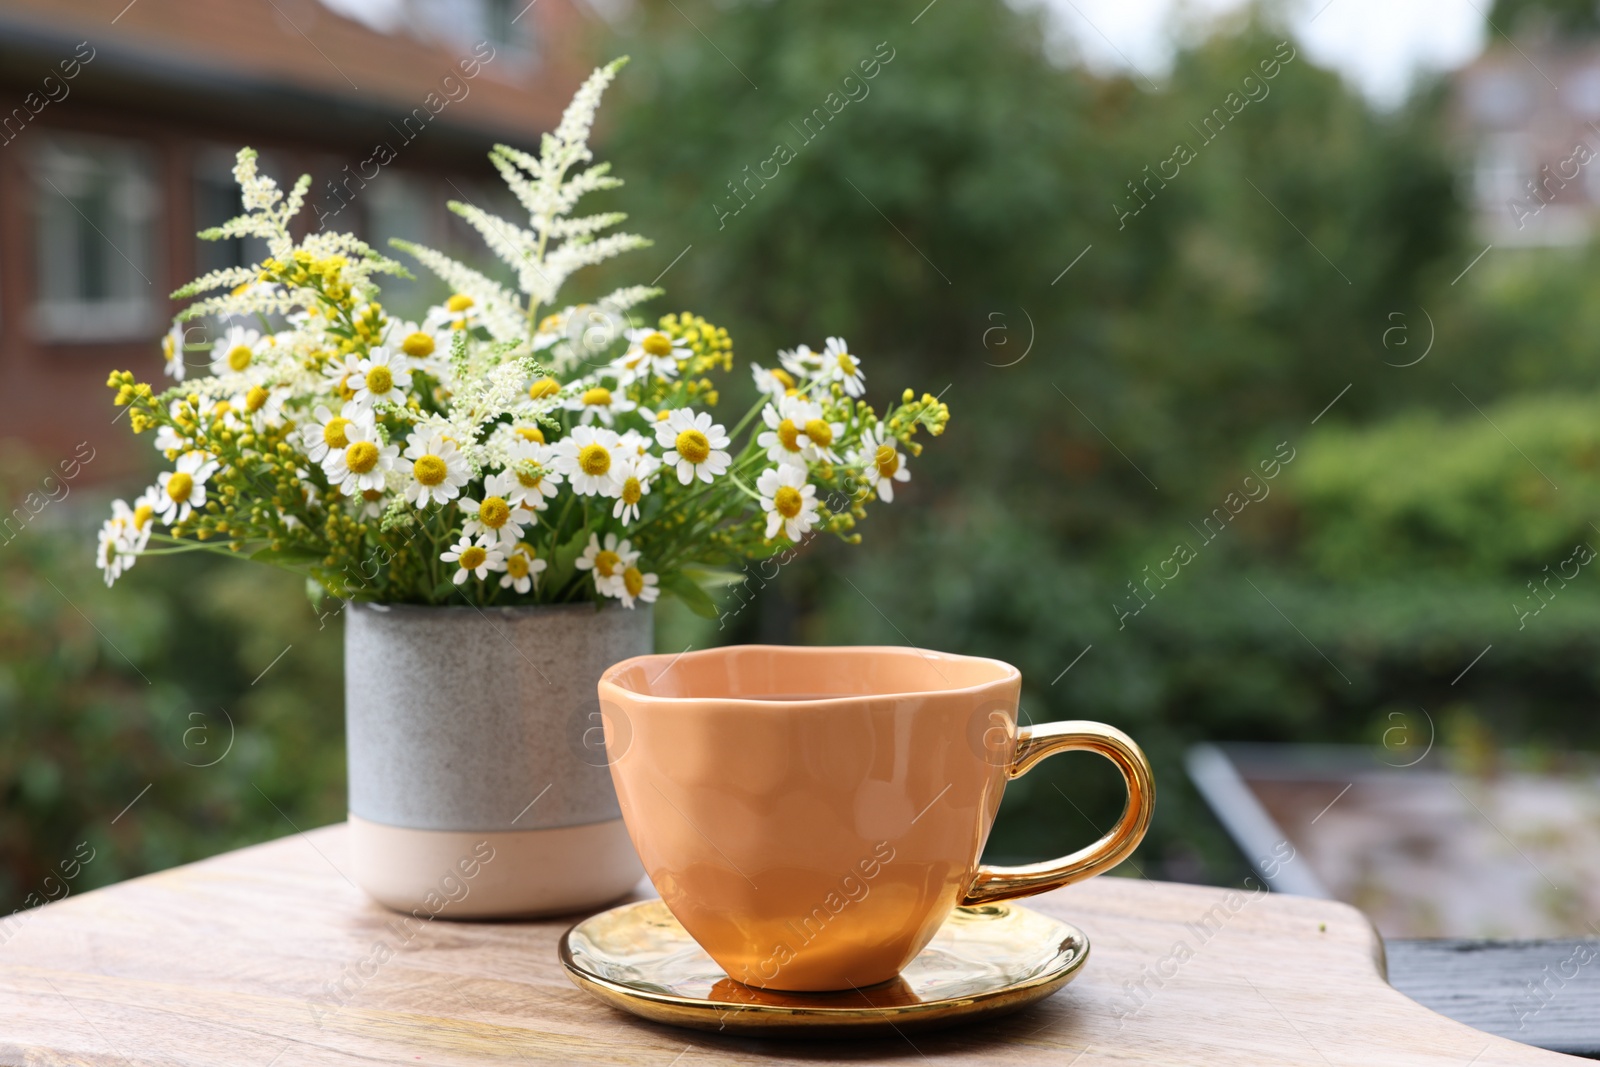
[{"left": 558, "top": 899, "right": 1088, "bottom": 1037}]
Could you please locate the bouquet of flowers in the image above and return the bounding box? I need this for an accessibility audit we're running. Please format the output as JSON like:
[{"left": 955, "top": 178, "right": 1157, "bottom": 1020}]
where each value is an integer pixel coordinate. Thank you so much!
[{"left": 97, "top": 59, "right": 949, "bottom": 614}]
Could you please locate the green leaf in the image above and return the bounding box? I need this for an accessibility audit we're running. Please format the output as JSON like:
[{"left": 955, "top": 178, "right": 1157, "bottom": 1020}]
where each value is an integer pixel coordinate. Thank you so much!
[
  {"left": 680, "top": 567, "right": 745, "bottom": 588},
  {"left": 661, "top": 571, "right": 718, "bottom": 619},
  {"left": 249, "top": 546, "right": 324, "bottom": 565},
  {"left": 545, "top": 528, "right": 590, "bottom": 595}
]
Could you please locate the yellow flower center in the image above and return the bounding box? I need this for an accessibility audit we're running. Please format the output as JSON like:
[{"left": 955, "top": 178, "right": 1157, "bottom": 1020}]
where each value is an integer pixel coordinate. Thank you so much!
[
  {"left": 401, "top": 332, "right": 435, "bottom": 358},
  {"left": 133, "top": 504, "right": 154, "bottom": 529},
  {"left": 336, "top": 374, "right": 355, "bottom": 400},
  {"left": 459, "top": 545, "right": 487, "bottom": 570},
  {"left": 517, "top": 469, "right": 543, "bottom": 489},
  {"left": 478, "top": 496, "right": 511, "bottom": 528},
  {"left": 528, "top": 378, "right": 561, "bottom": 401},
  {"left": 774, "top": 485, "right": 803, "bottom": 519},
  {"left": 446, "top": 293, "right": 474, "bottom": 312},
  {"left": 641, "top": 332, "right": 674, "bottom": 357},
  {"left": 623, "top": 566, "right": 645, "bottom": 597},
  {"left": 413, "top": 454, "right": 448, "bottom": 486},
  {"left": 515, "top": 425, "right": 546, "bottom": 443},
  {"left": 322, "top": 417, "right": 352, "bottom": 448},
  {"left": 594, "top": 549, "right": 621, "bottom": 578},
  {"left": 803, "top": 419, "right": 834, "bottom": 447},
  {"left": 875, "top": 443, "right": 899, "bottom": 479},
  {"left": 772, "top": 367, "right": 795, "bottom": 389},
  {"left": 166, "top": 471, "right": 194, "bottom": 503},
  {"left": 506, "top": 553, "right": 530, "bottom": 579},
  {"left": 345, "top": 441, "right": 380, "bottom": 474},
  {"left": 837, "top": 352, "right": 854, "bottom": 373},
  {"left": 245, "top": 386, "right": 269, "bottom": 412},
  {"left": 365, "top": 365, "right": 394, "bottom": 394},
  {"left": 582, "top": 386, "right": 613, "bottom": 407},
  {"left": 776, "top": 419, "right": 801, "bottom": 452},
  {"left": 675, "top": 428, "right": 711, "bottom": 464},
  {"left": 621, "top": 477, "right": 642, "bottom": 506},
  {"left": 578, "top": 444, "right": 611, "bottom": 477},
  {"left": 538, "top": 313, "right": 562, "bottom": 332},
  {"left": 227, "top": 345, "right": 252, "bottom": 372},
  {"left": 362, "top": 489, "right": 384, "bottom": 502}
]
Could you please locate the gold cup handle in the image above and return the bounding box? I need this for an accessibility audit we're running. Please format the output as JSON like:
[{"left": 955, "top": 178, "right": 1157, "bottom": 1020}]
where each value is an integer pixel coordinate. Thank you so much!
[{"left": 962, "top": 720, "right": 1155, "bottom": 906}]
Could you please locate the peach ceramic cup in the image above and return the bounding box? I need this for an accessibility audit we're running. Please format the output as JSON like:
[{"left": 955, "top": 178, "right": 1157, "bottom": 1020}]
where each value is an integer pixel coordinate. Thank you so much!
[{"left": 597, "top": 645, "right": 1154, "bottom": 992}]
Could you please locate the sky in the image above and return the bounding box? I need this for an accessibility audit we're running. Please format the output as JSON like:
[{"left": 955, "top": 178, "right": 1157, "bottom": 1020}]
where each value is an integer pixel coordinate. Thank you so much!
[
  {"left": 1036, "top": 0, "right": 1489, "bottom": 106},
  {"left": 315, "top": 0, "right": 1490, "bottom": 109}
]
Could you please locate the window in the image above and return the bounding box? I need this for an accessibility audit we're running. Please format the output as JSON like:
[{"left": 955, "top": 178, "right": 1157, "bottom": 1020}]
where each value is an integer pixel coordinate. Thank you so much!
[
  {"left": 363, "top": 171, "right": 445, "bottom": 320},
  {"left": 411, "top": 0, "right": 536, "bottom": 61},
  {"left": 194, "top": 147, "right": 268, "bottom": 278},
  {"left": 32, "top": 135, "right": 159, "bottom": 342}
]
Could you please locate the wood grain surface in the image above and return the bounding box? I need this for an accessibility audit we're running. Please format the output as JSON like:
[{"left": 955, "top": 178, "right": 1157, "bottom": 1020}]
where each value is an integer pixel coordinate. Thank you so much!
[{"left": 0, "top": 823, "right": 1580, "bottom": 1065}]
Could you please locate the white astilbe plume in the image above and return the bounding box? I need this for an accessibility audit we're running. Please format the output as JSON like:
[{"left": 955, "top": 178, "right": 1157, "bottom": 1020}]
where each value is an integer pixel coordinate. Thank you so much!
[
  {"left": 394, "top": 57, "right": 651, "bottom": 339},
  {"left": 411, "top": 356, "right": 542, "bottom": 474},
  {"left": 173, "top": 148, "right": 406, "bottom": 324},
  {"left": 389, "top": 238, "right": 527, "bottom": 343}
]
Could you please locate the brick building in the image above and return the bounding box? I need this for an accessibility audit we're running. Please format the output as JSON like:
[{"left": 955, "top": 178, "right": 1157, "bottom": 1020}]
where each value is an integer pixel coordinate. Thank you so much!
[
  {"left": 1453, "top": 38, "right": 1600, "bottom": 246},
  {"left": 0, "top": 0, "right": 596, "bottom": 478}
]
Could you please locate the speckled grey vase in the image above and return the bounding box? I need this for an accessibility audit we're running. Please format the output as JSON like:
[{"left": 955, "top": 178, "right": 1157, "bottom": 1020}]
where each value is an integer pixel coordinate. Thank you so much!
[{"left": 344, "top": 601, "right": 649, "bottom": 918}]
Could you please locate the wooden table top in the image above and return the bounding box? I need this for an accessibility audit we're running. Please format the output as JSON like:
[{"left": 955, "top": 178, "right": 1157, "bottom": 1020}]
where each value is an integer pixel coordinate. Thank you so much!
[{"left": 0, "top": 823, "right": 1578, "bottom": 1065}]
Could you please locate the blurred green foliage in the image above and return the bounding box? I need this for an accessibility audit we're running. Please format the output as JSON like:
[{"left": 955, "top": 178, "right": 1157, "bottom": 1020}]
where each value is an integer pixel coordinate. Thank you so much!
[
  {"left": 0, "top": 447, "right": 345, "bottom": 915},
  {"left": 7, "top": 0, "right": 1600, "bottom": 907}
]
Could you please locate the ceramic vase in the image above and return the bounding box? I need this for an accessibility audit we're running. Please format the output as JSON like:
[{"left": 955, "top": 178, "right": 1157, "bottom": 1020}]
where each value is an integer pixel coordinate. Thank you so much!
[{"left": 343, "top": 601, "right": 647, "bottom": 918}]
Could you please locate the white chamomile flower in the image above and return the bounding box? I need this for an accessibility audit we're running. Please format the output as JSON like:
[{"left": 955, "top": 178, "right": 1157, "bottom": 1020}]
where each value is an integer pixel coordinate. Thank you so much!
[
  {"left": 750, "top": 362, "right": 796, "bottom": 400},
  {"left": 236, "top": 383, "right": 290, "bottom": 430},
  {"left": 575, "top": 532, "right": 639, "bottom": 596},
  {"left": 95, "top": 495, "right": 158, "bottom": 587},
  {"left": 351, "top": 346, "right": 412, "bottom": 409},
  {"left": 655, "top": 408, "right": 732, "bottom": 485},
  {"left": 614, "top": 328, "right": 687, "bottom": 384},
  {"left": 354, "top": 489, "right": 387, "bottom": 519},
  {"left": 757, "top": 395, "right": 841, "bottom": 467},
  {"left": 388, "top": 320, "right": 449, "bottom": 375},
  {"left": 154, "top": 451, "right": 219, "bottom": 525},
  {"left": 323, "top": 353, "right": 364, "bottom": 400},
  {"left": 822, "top": 336, "right": 865, "bottom": 397},
  {"left": 857, "top": 423, "right": 911, "bottom": 502},
  {"left": 460, "top": 475, "right": 535, "bottom": 546},
  {"left": 500, "top": 542, "right": 547, "bottom": 594},
  {"left": 502, "top": 439, "right": 563, "bottom": 511},
  {"left": 153, "top": 401, "right": 186, "bottom": 454},
  {"left": 441, "top": 533, "right": 506, "bottom": 585},
  {"left": 210, "top": 325, "right": 262, "bottom": 377},
  {"left": 128, "top": 489, "right": 160, "bottom": 550},
  {"left": 161, "top": 322, "right": 188, "bottom": 381},
  {"left": 617, "top": 564, "right": 660, "bottom": 609},
  {"left": 758, "top": 464, "right": 820, "bottom": 542},
  {"left": 402, "top": 431, "right": 471, "bottom": 507},
  {"left": 96, "top": 507, "right": 137, "bottom": 587},
  {"left": 618, "top": 428, "right": 655, "bottom": 459},
  {"left": 301, "top": 402, "right": 374, "bottom": 464},
  {"left": 322, "top": 421, "right": 398, "bottom": 496},
  {"left": 778, "top": 343, "right": 824, "bottom": 379},
  {"left": 611, "top": 453, "right": 659, "bottom": 524},
  {"left": 551, "top": 425, "right": 623, "bottom": 497},
  {"left": 531, "top": 309, "right": 569, "bottom": 352},
  {"left": 562, "top": 382, "right": 636, "bottom": 426},
  {"left": 424, "top": 292, "right": 478, "bottom": 332}
]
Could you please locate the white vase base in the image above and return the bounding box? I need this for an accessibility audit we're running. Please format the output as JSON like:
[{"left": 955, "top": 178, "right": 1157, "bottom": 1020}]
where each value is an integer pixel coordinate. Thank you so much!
[{"left": 348, "top": 814, "right": 645, "bottom": 919}]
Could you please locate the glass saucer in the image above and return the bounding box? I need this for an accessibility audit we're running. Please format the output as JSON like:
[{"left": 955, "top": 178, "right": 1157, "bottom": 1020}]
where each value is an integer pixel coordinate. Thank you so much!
[{"left": 557, "top": 899, "right": 1088, "bottom": 1037}]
